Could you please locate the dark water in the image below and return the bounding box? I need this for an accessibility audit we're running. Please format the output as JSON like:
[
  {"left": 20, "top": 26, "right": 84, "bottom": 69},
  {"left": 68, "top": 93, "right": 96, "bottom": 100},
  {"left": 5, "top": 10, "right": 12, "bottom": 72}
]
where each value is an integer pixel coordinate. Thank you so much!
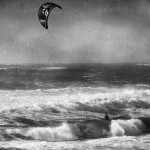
[{"left": 0, "top": 64, "right": 150, "bottom": 90}]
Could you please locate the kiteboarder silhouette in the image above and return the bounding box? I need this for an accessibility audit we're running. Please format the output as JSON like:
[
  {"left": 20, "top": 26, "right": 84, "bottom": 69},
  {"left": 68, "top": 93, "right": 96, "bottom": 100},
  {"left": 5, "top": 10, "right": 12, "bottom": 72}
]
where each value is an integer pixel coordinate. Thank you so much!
[{"left": 104, "top": 113, "right": 109, "bottom": 120}]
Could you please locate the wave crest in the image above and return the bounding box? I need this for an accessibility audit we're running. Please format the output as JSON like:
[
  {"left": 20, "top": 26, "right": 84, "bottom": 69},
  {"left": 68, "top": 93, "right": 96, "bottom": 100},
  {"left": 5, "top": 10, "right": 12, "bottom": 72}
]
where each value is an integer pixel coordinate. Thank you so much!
[
  {"left": 3, "top": 117, "right": 150, "bottom": 141},
  {"left": 110, "top": 119, "right": 146, "bottom": 136}
]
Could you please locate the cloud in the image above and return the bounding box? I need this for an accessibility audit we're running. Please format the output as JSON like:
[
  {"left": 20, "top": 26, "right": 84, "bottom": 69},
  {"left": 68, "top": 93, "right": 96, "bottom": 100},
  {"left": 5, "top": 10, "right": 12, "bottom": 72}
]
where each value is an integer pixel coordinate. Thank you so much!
[
  {"left": 52, "top": 20, "right": 150, "bottom": 63},
  {"left": 1, "top": 17, "right": 150, "bottom": 64}
]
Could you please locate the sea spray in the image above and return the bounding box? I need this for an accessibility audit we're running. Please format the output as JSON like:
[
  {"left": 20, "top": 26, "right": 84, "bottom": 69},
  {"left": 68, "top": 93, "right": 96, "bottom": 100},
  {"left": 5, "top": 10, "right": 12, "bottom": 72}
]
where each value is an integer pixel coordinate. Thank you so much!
[
  {"left": 6, "top": 122, "right": 81, "bottom": 141},
  {"left": 110, "top": 119, "right": 146, "bottom": 136}
]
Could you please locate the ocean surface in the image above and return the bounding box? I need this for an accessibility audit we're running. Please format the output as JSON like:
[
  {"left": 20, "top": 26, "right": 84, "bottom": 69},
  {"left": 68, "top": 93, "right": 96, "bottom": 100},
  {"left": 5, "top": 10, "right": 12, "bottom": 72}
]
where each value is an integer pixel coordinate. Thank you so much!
[{"left": 0, "top": 63, "right": 150, "bottom": 150}]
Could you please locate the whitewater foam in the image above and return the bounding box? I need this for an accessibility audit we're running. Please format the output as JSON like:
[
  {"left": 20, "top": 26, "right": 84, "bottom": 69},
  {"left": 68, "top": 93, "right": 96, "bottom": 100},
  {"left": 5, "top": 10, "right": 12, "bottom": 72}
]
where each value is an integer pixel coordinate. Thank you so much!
[
  {"left": 39, "top": 67, "right": 66, "bottom": 70},
  {"left": 110, "top": 119, "right": 146, "bottom": 136},
  {"left": 7, "top": 122, "right": 81, "bottom": 141},
  {"left": 0, "top": 86, "right": 150, "bottom": 111},
  {"left": 4, "top": 117, "right": 150, "bottom": 142}
]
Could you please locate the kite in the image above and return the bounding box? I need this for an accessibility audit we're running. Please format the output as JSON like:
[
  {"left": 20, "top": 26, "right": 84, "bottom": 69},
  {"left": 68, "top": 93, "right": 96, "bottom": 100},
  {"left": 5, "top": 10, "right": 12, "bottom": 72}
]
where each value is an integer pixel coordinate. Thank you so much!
[{"left": 38, "top": 2, "right": 62, "bottom": 29}]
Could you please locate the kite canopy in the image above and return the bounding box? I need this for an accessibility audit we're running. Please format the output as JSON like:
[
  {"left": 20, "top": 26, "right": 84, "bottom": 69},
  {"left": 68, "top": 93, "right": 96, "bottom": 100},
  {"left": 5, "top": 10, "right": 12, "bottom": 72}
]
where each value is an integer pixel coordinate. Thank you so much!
[{"left": 38, "top": 2, "right": 62, "bottom": 29}]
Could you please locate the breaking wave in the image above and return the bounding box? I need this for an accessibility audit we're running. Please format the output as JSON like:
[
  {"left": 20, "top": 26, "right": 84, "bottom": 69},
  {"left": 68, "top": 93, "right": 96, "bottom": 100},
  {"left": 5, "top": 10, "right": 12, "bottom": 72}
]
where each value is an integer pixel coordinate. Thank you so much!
[
  {"left": 6, "top": 122, "right": 80, "bottom": 141},
  {"left": 110, "top": 119, "right": 146, "bottom": 136},
  {"left": 2, "top": 117, "right": 150, "bottom": 142}
]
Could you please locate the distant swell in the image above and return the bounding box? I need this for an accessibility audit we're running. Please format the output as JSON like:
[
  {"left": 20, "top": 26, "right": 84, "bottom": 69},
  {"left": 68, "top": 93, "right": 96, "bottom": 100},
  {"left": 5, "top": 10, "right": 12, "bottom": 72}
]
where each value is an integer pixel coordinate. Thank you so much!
[
  {"left": 0, "top": 81, "right": 27, "bottom": 90},
  {"left": 2, "top": 117, "right": 150, "bottom": 142},
  {"left": 0, "top": 81, "right": 57, "bottom": 90}
]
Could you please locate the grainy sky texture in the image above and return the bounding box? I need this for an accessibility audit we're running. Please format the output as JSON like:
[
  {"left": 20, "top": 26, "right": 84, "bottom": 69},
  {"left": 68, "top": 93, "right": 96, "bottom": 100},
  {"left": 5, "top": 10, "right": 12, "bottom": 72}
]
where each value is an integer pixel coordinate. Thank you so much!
[{"left": 0, "top": 0, "right": 150, "bottom": 64}]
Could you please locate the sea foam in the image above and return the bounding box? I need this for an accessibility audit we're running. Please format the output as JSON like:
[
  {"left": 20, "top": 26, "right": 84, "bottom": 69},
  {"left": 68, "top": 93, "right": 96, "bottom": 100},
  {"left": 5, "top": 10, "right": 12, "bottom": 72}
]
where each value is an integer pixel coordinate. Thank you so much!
[
  {"left": 110, "top": 119, "right": 146, "bottom": 136},
  {"left": 5, "top": 118, "right": 150, "bottom": 141},
  {"left": 7, "top": 122, "right": 81, "bottom": 141}
]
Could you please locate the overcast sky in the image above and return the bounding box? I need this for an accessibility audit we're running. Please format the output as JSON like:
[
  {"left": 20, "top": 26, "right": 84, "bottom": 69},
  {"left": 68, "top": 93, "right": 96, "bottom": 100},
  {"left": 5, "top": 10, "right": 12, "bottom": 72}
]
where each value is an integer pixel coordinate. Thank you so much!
[{"left": 0, "top": 0, "right": 150, "bottom": 64}]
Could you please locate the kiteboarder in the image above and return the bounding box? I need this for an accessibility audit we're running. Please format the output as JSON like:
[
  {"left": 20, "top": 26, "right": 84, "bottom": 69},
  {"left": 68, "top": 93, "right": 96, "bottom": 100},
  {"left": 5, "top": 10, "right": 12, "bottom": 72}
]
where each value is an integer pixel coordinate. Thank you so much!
[{"left": 104, "top": 113, "right": 109, "bottom": 120}]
